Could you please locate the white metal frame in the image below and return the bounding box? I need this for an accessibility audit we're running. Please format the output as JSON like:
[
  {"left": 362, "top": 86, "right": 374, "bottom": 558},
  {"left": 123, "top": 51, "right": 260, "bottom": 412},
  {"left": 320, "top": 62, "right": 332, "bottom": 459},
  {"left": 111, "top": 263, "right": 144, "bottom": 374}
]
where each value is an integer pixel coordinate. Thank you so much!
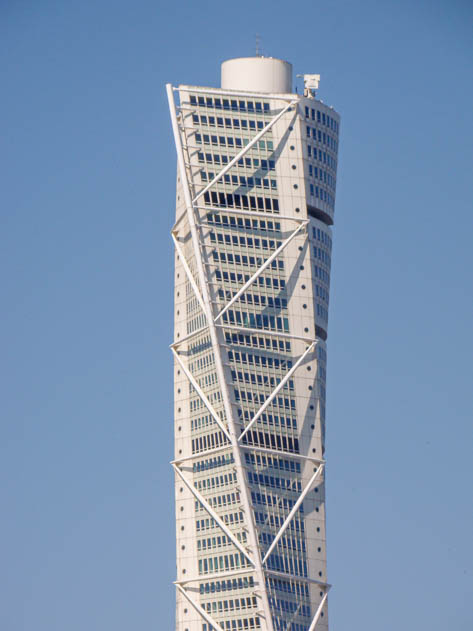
[{"left": 168, "top": 83, "right": 329, "bottom": 631}]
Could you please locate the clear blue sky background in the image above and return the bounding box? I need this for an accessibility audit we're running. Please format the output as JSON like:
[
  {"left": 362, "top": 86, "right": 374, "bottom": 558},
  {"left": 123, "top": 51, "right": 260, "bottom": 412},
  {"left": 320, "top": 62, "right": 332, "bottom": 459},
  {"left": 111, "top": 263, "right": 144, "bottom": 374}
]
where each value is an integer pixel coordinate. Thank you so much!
[{"left": 1, "top": 1, "right": 472, "bottom": 629}]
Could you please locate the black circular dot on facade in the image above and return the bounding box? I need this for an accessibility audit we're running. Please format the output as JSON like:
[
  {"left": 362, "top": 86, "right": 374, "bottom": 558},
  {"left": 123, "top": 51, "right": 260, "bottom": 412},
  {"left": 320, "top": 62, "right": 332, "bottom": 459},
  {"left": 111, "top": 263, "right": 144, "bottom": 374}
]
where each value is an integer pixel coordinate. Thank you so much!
[
  {"left": 290, "top": 145, "right": 295, "bottom": 150},
  {"left": 317, "top": 527, "right": 320, "bottom": 532},
  {"left": 303, "top": 304, "right": 307, "bottom": 308},
  {"left": 310, "top": 405, "right": 314, "bottom": 410},
  {"left": 319, "top": 572, "right": 323, "bottom": 578},
  {"left": 307, "top": 366, "right": 311, "bottom": 371},
  {"left": 293, "top": 184, "right": 298, "bottom": 189},
  {"left": 289, "top": 125, "right": 293, "bottom": 130},
  {"left": 182, "top": 569, "right": 186, "bottom": 574},
  {"left": 312, "top": 448, "right": 316, "bottom": 453},
  {"left": 178, "top": 426, "right": 182, "bottom": 431},
  {"left": 181, "top": 545, "right": 185, "bottom": 550},
  {"left": 295, "top": 207, "right": 300, "bottom": 213},
  {"left": 308, "top": 385, "right": 313, "bottom": 390},
  {"left": 298, "top": 246, "right": 303, "bottom": 251},
  {"left": 184, "top": 609, "right": 188, "bottom": 614},
  {"left": 311, "top": 424, "right": 315, "bottom": 430},
  {"left": 300, "top": 265, "right": 304, "bottom": 270},
  {"left": 178, "top": 449, "right": 182, "bottom": 454},
  {"left": 292, "top": 165, "right": 296, "bottom": 170},
  {"left": 180, "top": 506, "right": 184, "bottom": 511},
  {"left": 304, "top": 327, "right": 309, "bottom": 332},
  {"left": 178, "top": 407, "right": 181, "bottom": 412},
  {"left": 318, "top": 547, "right": 321, "bottom": 552},
  {"left": 302, "top": 284, "right": 306, "bottom": 289}
]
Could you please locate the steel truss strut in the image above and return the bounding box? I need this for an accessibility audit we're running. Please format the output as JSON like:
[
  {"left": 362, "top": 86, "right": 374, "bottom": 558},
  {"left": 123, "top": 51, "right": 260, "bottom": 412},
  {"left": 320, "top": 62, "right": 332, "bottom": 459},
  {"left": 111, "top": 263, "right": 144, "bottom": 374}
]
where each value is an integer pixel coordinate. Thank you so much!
[
  {"left": 239, "top": 341, "right": 316, "bottom": 442},
  {"left": 168, "top": 83, "right": 275, "bottom": 631},
  {"left": 193, "top": 99, "right": 297, "bottom": 204},
  {"left": 262, "top": 464, "right": 324, "bottom": 564},
  {"left": 173, "top": 463, "right": 254, "bottom": 566},
  {"left": 171, "top": 347, "right": 231, "bottom": 442},
  {"left": 214, "top": 221, "right": 308, "bottom": 323},
  {"left": 175, "top": 583, "right": 225, "bottom": 631}
]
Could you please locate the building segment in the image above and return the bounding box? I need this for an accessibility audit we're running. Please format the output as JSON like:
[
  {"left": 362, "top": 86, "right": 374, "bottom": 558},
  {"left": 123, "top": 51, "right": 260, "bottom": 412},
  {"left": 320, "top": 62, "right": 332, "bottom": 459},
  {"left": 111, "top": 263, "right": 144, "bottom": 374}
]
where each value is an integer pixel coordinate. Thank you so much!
[{"left": 168, "top": 56, "right": 340, "bottom": 631}]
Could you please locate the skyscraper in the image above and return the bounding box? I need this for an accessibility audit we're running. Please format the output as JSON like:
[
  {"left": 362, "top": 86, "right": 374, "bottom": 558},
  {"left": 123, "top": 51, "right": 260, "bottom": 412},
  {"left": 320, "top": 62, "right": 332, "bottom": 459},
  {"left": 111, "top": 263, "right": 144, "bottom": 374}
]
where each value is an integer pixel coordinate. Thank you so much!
[{"left": 167, "top": 56, "right": 340, "bottom": 631}]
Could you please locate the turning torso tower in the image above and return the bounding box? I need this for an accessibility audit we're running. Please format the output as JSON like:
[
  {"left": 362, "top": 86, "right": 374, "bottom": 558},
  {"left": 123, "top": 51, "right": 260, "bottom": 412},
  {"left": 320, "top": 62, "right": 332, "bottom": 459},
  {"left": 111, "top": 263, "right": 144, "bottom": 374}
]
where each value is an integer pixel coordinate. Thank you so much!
[{"left": 167, "top": 56, "right": 340, "bottom": 631}]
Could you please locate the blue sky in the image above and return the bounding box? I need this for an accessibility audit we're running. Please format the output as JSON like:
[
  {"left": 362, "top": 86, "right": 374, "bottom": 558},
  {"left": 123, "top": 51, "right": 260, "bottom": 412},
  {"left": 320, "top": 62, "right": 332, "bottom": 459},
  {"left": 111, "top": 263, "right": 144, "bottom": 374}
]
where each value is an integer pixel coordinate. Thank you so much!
[{"left": 1, "top": 1, "right": 472, "bottom": 629}]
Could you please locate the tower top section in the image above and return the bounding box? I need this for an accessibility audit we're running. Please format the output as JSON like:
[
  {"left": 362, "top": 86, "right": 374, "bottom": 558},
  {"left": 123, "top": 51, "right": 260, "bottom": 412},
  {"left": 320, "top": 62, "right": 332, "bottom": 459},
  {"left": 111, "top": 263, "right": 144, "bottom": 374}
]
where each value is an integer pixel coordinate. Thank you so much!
[{"left": 221, "top": 56, "right": 293, "bottom": 94}]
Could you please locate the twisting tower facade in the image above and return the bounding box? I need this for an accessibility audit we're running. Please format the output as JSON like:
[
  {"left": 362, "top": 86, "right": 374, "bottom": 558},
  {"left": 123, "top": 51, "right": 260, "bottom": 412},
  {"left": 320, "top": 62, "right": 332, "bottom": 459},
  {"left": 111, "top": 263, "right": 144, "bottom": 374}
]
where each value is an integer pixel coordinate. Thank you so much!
[{"left": 167, "top": 56, "right": 340, "bottom": 631}]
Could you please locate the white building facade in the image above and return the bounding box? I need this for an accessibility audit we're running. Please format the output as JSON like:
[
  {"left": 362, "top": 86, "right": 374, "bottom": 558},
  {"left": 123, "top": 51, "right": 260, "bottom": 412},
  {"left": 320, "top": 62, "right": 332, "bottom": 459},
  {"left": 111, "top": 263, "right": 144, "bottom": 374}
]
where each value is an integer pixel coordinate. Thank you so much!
[{"left": 167, "top": 56, "right": 340, "bottom": 631}]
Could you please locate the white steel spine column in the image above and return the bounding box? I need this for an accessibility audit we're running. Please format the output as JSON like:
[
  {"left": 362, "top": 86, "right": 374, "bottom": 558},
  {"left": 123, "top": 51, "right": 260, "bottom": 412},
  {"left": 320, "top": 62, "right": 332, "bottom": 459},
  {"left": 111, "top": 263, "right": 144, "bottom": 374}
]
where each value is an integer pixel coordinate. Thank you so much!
[{"left": 167, "top": 84, "right": 275, "bottom": 631}]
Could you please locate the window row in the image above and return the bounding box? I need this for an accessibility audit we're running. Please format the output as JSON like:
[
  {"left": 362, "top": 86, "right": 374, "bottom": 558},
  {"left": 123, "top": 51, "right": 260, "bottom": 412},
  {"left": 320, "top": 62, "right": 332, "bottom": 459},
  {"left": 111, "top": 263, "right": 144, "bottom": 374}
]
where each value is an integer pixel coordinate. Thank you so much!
[
  {"left": 244, "top": 452, "right": 301, "bottom": 474},
  {"left": 240, "top": 409, "right": 298, "bottom": 430},
  {"left": 191, "top": 414, "right": 216, "bottom": 432},
  {"left": 306, "top": 125, "right": 338, "bottom": 152},
  {"left": 247, "top": 471, "right": 301, "bottom": 493},
  {"left": 313, "top": 246, "right": 331, "bottom": 267},
  {"left": 201, "top": 170, "right": 278, "bottom": 191},
  {"left": 199, "top": 576, "right": 254, "bottom": 594},
  {"left": 304, "top": 105, "right": 339, "bottom": 134},
  {"left": 266, "top": 575, "right": 310, "bottom": 599},
  {"left": 231, "top": 369, "right": 294, "bottom": 391},
  {"left": 216, "top": 269, "right": 286, "bottom": 290},
  {"left": 316, "top": 303, "right": 328, "bottom": 323},
  {"left": 250, "top": 490, "right": 300, "bottom": 512},
  {"left": 266, "top": 552, "right": 308, "bottom": 578},
  {"left": 192, "top": 430, "right": 230, "bottom": 455},
  {"left": 228, "top": 350, "right": 292, "bottom": 371},
  {"left": 206, "top": 212, "right": 282, "bottom": 234},
  {"left": 309, "top": 184, "right": 335, "bottom": 209},
  {"left": 204, "top": 191, "right": 279, "bottom": 213},
  {"left": 192, "top": 453, "right": 234, "bottom": 473},
  {"left": 198, "top": 152, "right": 276, "bottom": 171},
  {"left": 202, "top": 617, "right": 261, "bottom": 631},
  {"left": 190, "top": 93, "right": 271, "bottom": 114},
  {"left": 308, "top": 164, "right": 336, "bottom": 191},
  {"left": 193, "top": 113, "right": 267, "bottom": 131},
  {"left": 254, "top": 510, "right": 304, "bottom": 533},
  {"left": 315, "top": 284, "right": 329, "bottom": 304},
  {"left": 197, "top": 533, "right": 245, "bottom": 552},
  {"left": 271, "top": 595, "right": 310, "bottom": 617},
  {"left": 195, "top": 471, "right": 237, "bottom": 491},
  {"left": 195, "top": 491, "right": 240, "bottom": 512},
  {"left": 213, "top": 251, "right": 284, "bottom": 271},
  {"left": 260, "top": 531, "right": 306, "bottom": 554},
  {"left": 198, "top": 552, "right": 251, "bottom": 576},
  {"left": 307, "top": 144, "right": 337, "bottom": 170},
  {"left": 241, "top": 429, "right": 300, "bottom": 454},
  {"left": 195, "top": 510, "right": 243, "bottom": 532},
  {"left": 222, "top": 309, "right": 289, "bottom": 333},
  {"left": 219, "top": 290, "right": 287, "bottom": 311},
  {"left": 210, "top": 230, "right": 281, "bottom": 252},
  {"left": 312, "top": 226, "right": 332, "bottom": 249},
  {"left": 225, "top": 331, "right": 292, "bottom": 353},
  {"left": 202, "top": 596, "right": 257, "bottom": 614},
  {"left": 189, "top": 390, "right": 221, "bottom": 411},
  {"left": 196, "top": 133, "right": 273, "bottom": 152},
  {"left": 189, "top": 351, "right": 215, "bottom": 374},
  {"left": 235, "top": 388, "right": 295, "bottom": 410}
]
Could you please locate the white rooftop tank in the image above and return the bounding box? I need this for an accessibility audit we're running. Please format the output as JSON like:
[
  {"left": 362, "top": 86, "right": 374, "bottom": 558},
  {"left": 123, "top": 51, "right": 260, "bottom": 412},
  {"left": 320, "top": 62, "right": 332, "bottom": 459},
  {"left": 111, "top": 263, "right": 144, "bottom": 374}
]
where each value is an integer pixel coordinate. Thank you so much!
[{"left": 221, "top": 57, "right": 293, "bottom": 94}]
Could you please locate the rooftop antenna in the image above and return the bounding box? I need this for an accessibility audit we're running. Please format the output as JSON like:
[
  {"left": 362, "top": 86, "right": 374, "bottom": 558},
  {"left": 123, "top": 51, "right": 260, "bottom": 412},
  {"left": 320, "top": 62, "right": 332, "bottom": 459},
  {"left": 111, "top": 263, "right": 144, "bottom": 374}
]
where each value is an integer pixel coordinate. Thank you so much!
[
  {"left": 297, "top": 74, "right": 321, "bottom": 98},
  {"left": 255, "top": 34, "right": 261, "bottom": 57}
]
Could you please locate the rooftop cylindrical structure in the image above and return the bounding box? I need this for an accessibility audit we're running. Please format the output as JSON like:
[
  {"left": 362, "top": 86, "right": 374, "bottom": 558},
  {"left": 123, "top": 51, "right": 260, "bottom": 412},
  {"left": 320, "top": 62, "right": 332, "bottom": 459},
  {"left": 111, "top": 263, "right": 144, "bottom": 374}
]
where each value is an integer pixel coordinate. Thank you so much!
[{"left": 221, "top": 56, "right": 293, "bottom": 93}]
